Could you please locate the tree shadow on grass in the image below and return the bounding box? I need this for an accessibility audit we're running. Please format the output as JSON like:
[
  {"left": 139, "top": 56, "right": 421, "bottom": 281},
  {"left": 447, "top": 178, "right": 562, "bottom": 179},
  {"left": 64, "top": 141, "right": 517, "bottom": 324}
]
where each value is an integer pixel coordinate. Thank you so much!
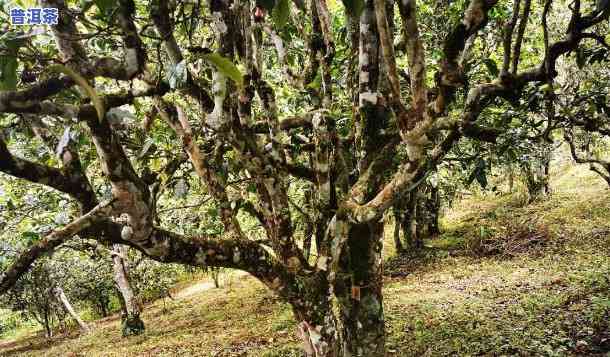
[{"left": 0, "top": 330, "right": 80, "bottom": 356}]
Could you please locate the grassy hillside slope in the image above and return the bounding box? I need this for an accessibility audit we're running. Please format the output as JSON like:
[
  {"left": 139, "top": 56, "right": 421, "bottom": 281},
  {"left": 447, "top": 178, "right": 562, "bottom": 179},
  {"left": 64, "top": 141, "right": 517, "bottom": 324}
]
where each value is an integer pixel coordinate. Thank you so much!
[{"left": 1, "top": 164, "right": 609, "bottom": 356}]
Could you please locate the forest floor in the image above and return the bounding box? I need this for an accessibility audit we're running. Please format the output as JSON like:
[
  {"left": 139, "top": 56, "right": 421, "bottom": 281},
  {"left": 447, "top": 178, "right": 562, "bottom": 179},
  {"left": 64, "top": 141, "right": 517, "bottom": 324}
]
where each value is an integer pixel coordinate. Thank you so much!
[{"left": 1, "top": 163, "right": 609, "bottom": 356}]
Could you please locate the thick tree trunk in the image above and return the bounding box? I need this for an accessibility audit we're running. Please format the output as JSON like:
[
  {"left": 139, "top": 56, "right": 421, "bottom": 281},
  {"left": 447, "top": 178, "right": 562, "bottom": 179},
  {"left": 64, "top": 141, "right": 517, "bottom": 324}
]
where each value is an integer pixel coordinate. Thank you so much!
[
  {"left": 296, "top": 222, "right": 385, "bottom": 356},
  {"left": 112, "top": 244, "right": 145, "bottom": 336},
  {"left": 415, "top": 191, "right": 427, "bottom": 240},
  {"left": 57, "top": 314, "right": 67, "bottom": 334},
  {"left": 53, "top": 286, "right": 90, "bottom": 333},
  {"left": 303, "top": 188, "right": 315, "bottom": 260},
  {"left": 414, "top": 183, "right": 441, "bottom": 238},
  {"left": 35, "top": 308, "right": 54, "bottom": 338}
]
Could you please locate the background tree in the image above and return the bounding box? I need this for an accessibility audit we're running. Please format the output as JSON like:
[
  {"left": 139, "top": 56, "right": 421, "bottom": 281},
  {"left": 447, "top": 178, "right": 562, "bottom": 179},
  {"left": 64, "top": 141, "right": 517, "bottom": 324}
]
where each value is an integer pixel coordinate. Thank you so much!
[{"left": 1, "top": 260, "right": 65, "bottom": 338}]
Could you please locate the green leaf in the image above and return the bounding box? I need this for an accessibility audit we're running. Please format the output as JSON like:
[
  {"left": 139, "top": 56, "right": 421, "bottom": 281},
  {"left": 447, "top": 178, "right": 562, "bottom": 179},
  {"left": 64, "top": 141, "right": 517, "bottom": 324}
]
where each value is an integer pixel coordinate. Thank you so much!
[
  {"left": 306, "top": 71, "right": 322, "bottom": 90},
  {"left": 94, "top": 0, "right": 117, "bottom": 15},
  {"left": 21, "top": 231, "right": 40, "bottom": 243},
  {"left": 49, "top": 64, "right": 105, "bottom": 121},
  {"left": 201, "top": 53, "right": 244, "bottom": 87},
  {"left": 341, "top": 0, "right": 365, "bottom": 17},
  {"left": 540, "top": 83, "right": 553, "bottom": 93},
  {"left": 272, "top": 0, "right": 290, "bottom": 28},
  {"left": 207, "top": 207, "right": 219, "bottom": 218},
  {"left": 0, "top": 33, "right": 23, "bottom": 91},
  {"left": 0, "top": 34, "right": 24, "bottom": 51},
  {"left": 139, "top": 138, "right": 155, "bottom": 158},
  {"left": 482, "top": 59, "right": 499, "bottom": 77},
  {"left": 0, "top": 55, "right": 18, "bottom": 91}
]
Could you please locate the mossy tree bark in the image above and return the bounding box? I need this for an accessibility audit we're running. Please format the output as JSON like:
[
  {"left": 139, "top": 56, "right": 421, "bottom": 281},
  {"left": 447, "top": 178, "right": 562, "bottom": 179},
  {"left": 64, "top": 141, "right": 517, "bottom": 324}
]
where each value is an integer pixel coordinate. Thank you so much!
[
  {"left": 292, "top": 221, "right": 385, "bottom": 357},
  {"left": 328, "top": 222, "right": 385, "bottom": 356}
]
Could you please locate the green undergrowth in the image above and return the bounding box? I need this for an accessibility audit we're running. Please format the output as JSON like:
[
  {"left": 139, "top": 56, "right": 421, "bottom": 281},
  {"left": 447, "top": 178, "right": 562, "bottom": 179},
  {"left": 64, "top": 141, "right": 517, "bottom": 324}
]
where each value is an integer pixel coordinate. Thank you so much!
[{"left": 1, "top": 165, "right": 609, "bottom": 356}]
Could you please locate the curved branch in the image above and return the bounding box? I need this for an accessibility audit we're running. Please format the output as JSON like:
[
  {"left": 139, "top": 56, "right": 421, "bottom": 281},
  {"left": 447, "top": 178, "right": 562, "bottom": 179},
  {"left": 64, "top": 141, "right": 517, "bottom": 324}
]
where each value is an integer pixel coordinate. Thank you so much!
[
  {"left": 375, "top": 0, "right": 403, "bottom": 110},
  {"left": 564, "top": 130, "right": 610, "bottom": 167},
  {"left": 0, "top": 77, "right": 74, "bottom": 113},
  {"left": 150, "top": 0, "right": 214, "bottom": 111},
  {"left": 434, "top": 0, "right": 499, "bottom": 114},
  {"left": 0, "top": 200, "right": 116, "bottom": 294},
  {"left": 117, "top": 0, "right": 147, "bottom": 78},
  {"left": 0, "top": 138, "right": 97, "bottom": 207},
  {"left": 263, "top": 25, "right": 302, "bottom": 86}
]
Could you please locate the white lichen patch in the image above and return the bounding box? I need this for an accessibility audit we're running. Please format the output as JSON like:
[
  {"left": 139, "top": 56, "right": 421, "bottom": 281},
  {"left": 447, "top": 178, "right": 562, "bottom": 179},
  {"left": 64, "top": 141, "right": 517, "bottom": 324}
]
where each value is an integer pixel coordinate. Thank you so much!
[
  {"left": 359, "top": 70, "right": 370, "bottom": 84},
  {"left": 312, "top": 112, "right": 323, "bottom": 128},
  {"left": 125, "top": 48, "right": 139, "bottom": 77},
  {"left": 359, "top": 91, "right": 378, "bottom": 107},
  {"left": 360, "top": 23, "right": 370, "bottom": 36},
  {"left": 206, "top": 71, "right": 228, "bottom": 130},
  {"left": 316, "top": 256, "right": 328, "bottom": 271},
  {"left": 121, "top": 225, "right": 134, "bottom": 240},
  {"left": 211, "top": 12, "right": 228, "bottom": 34}
]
